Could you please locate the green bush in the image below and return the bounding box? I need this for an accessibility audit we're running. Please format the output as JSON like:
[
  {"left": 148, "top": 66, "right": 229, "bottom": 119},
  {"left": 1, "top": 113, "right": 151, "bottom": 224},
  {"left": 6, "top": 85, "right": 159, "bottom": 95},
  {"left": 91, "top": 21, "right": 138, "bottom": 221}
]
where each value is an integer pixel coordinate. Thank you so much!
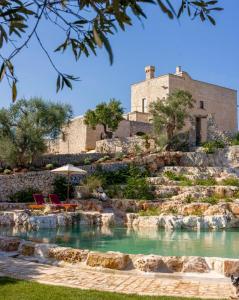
[
  {"left": 164, "top": 171, "right": 187, "bottom": 182},
  {"left": 138, "top": 207, "right": 161, "bottom": 216},
  {"left": 115, "top": 152, "right": 124, "bottom": 161},
  {"left": 123, "top": 177, "right": 153, "bottom": 200},
  {"left": 52, "top": 176, "right": 75, "bottom": 201},
  {"left": 45, "top": 163, "right": 54, "bottom": 170},
  {"left": 202, "top": 140, "right": 225, "bottom": 154},
  {"left": 221, "top": 177, "right": 239, "bottom": 187},
  {"left": 83, "top": 158, "right": 92, "bottom": 165},
  {"left": 3, "top": 169, "right": 12, "bottom": 175},
  {"left": 230, "top": 133, "right": 239, "bottom": 145},
  {"left": 184, "top": 194, "right": 195, "bottom": 203},
  {"left": 195, "top": 178, "right": 217, "bottom": 186},
  {"left": 83, "top": 175, "right": 103, "bottom": 193},
  {"left": 106, "top": 184, "right": 124, "bottom": 198},
  {"left": 9, "top": 188, "right": 41, "bottom": 203},
  {"left": 96, "top": 155, "right": 110, "bottom": 163},
  {"left": 200, "top": 196, "right": 219, "bottom": 205}
]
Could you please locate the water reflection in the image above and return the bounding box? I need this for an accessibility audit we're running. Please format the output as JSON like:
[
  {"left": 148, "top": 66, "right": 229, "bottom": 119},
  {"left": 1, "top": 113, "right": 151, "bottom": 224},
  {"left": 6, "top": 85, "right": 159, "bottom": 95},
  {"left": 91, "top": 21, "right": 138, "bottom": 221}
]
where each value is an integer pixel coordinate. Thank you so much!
[{"left": 1, "top": 225, "right": 239, "bottom": 258}]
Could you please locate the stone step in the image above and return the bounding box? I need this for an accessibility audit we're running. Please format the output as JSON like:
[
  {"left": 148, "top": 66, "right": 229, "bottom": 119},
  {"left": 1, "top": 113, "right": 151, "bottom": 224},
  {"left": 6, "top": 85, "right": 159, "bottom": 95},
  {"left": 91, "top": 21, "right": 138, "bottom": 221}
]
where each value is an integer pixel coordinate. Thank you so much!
[{"left": 157, "top": 166, "right": 238, "bottom": 178}]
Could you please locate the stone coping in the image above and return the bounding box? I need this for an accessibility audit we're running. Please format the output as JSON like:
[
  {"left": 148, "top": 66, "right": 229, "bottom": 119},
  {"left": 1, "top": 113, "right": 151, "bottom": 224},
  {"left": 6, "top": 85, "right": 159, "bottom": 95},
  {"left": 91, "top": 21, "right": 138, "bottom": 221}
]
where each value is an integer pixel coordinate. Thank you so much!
[{"left": 0, "top": 235, "right": 238, "bottom": 278}]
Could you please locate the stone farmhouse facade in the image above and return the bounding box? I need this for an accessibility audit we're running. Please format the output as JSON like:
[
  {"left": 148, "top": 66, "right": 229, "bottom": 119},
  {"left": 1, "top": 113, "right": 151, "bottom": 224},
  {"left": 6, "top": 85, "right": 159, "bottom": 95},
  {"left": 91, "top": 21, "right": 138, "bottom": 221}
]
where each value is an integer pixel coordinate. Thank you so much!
[{"left": 48, "top": 66, "right": 237, "bottom": 154}]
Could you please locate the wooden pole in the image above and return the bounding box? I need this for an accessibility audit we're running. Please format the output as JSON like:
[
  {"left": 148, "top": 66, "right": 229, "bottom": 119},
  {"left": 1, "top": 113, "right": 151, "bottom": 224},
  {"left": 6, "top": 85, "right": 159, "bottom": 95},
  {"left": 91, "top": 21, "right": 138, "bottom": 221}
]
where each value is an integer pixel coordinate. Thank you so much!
[{"left": 67, "top": 172, "right": 70, "bottom": 202}]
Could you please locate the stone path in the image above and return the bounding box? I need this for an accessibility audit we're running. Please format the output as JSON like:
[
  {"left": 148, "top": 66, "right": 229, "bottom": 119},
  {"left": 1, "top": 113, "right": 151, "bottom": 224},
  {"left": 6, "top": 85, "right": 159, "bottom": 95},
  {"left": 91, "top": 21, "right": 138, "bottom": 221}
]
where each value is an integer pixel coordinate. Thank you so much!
[{"left": 0, "top": 257, "right": 234, "bottom": 299}]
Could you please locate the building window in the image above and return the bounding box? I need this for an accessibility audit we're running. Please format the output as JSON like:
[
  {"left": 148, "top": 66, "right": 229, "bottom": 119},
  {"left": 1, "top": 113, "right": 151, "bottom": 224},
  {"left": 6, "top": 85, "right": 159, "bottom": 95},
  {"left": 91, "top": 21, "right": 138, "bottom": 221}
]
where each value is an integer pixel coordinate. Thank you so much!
[
  {"left": 142, "top": 98, "right": 147, "bottom": 113},
  {"left": 199, "top": 101, "right": 204, "bottom": 109}
]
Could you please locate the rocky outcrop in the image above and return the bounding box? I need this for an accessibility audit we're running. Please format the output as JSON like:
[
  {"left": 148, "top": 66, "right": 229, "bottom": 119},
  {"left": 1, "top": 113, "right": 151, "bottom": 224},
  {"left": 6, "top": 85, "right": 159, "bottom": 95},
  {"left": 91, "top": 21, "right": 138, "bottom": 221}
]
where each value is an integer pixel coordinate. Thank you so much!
[
  {"left": 128, "top": 214, "right": 232, "bottom": 230},
  {"left": 86, "top": 251, "right": 130, "bottom": 270}
]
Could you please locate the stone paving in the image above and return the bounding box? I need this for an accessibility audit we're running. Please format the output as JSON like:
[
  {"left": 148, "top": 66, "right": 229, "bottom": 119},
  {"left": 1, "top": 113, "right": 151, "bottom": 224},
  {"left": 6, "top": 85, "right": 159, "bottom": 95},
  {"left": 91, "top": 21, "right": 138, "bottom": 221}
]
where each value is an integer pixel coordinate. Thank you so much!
[{"left": 0, "top": 257, "right": 234, "bottom": 299}]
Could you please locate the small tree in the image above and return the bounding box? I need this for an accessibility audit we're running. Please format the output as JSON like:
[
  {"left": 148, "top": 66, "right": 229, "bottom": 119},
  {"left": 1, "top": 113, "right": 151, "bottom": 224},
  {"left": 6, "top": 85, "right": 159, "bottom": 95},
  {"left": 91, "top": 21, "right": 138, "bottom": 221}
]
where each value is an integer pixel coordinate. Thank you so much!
[
  {"left": 84, "top": 99, "right": 124, "bottom": 138},
  {"left": 150, "top": 90, "right": 195, "bottom": 145},
  {"left": 0, "top": 98, "right": 72, "bottom": 167}
]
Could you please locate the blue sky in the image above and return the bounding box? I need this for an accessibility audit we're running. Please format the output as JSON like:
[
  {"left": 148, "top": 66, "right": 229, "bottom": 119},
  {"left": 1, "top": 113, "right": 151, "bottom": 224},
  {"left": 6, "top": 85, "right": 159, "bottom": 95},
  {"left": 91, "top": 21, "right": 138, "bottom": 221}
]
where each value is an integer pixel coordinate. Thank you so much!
[{"left": 0, "top": 1, "right": 238, "bottom": 117}]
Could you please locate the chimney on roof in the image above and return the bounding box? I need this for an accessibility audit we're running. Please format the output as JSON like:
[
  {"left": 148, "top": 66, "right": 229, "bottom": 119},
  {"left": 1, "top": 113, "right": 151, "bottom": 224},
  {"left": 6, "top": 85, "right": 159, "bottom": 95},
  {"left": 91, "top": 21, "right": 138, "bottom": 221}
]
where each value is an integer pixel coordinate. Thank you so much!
[
  {"left": 145, "top": 65, "right": 155, "bottom": 80},
  {"left": 175, "top": 66, "right": 182, "bottom": 75}
]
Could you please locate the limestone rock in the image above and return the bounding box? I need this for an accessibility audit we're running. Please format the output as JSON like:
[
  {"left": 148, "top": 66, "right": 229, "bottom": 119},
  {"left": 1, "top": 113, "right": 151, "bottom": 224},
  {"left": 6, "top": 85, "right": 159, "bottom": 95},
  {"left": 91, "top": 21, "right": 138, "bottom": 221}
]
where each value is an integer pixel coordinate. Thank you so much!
[
  {"left": 134, "top": 255, "right": 167, "bottom": 272},
  {"left": 48, "top": 247, "right": 89, "bottom": 263},
  {"left": 181, "top": 203, "right": 210, "bottom": 216},
  {"left": 101, "top": 213, "right": 115, "bottom": 226},
  {"left": 0, "top": 236, "right": 21, "bottom": 252},
  {"left": 163, "top": 256, "right": 184, "bottom": 272},
  {"left": 86, "top": 251, "right": 130, "bottom": 270},
  {"left": 224, "top": 260, "right": 239, "bottom": 277},
  {"left": 182, "top": 257, "right": 210, "bottom": 273},
  {"left": 20, "top": 241, "right": 35, "bottom": 256}
]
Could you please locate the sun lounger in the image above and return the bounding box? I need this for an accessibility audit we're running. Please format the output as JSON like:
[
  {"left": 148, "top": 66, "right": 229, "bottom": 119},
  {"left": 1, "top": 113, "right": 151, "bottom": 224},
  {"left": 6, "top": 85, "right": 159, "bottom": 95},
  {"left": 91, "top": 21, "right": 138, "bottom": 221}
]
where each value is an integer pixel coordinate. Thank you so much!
[{"left": 48, "top": 194, "right": 77, "bottom": 211}]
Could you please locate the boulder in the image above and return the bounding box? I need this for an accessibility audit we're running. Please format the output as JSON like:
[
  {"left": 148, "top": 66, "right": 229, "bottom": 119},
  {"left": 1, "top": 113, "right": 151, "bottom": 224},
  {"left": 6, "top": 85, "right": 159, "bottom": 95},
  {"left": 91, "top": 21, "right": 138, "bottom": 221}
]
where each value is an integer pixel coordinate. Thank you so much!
[
  {"left": 101, "top": 213, "right": 115, "bottom": 226},
  {"left": 132, "top": 216, "right": 160, "bottom": 228},
  {"left": 134, "top": 255, "right": 168, "bottom": 272},
  {"left": 19, "top": 241, "right": 35, "bottom": 256},
  {"left": 48, "top": 247, "right": 89, "bottom": 263},
  {"left": 86, "top": 251, "right": 130, "bottom": 270},
  {"left": 182, "top": 257, "right": 210, "bottom": 273},
  {"left": 229, "top": 203, "right": 239, "bottom": 216},
  {"left": 224, "top": 260, "right": 239, "bottom": 277},
  {"left": 0, "top": 236, "right": 21, "bottom": 252},
  {"left": 163, "top": 256, "right": 184, "bottom": 272}
]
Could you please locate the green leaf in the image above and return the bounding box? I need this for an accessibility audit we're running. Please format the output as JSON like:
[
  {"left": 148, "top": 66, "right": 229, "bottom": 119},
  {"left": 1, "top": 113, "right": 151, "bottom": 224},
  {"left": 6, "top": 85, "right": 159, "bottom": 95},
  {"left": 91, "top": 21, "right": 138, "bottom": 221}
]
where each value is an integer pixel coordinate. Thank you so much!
[{"left": 56, "top": 75, "right": 61, "bottom": 93}]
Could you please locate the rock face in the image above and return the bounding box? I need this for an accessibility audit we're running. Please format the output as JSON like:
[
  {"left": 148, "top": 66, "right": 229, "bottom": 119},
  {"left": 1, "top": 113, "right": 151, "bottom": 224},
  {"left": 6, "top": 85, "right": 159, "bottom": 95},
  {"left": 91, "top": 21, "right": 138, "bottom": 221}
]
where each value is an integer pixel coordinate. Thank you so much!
[
  {"left": 86, "top": 251, "right": 130, "bottom": 270},
  {"left": 134, "top": 255, "right": 167, "bottom": 272},
  {"left": 0, "top": 236, "right": 21, "bottom": 251},
  {"left": 182, "top": 257, "right": 210, "bottom": 273},
  {"left": 48, "top": 247, "right": 89, "bottom": 263},
  {"left": 223, "top": 260, "right": 239, "bottom": 277},
  {"left": 128, "top": 214, "right": 231, "bottom": 230},
  {"left": 19, "top": 241, "right": 35, "bottom": 256}
]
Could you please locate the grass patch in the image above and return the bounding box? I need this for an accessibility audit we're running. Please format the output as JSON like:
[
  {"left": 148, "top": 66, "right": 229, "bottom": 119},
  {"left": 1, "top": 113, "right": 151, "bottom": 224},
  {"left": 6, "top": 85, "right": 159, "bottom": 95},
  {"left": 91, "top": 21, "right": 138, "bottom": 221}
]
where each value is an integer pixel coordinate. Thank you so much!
[
  {"left": 0, "top": 277, "right": 217, "bottom": 300},
  {"left": 221, "top": 177, "right": 239, "bottom": 187},
  {"left": 194, "top": 178, "right": 217, "bottom": 186},
  {"left": 138, "top": 207, "right": 161, "bottom": 216},
  {"left": 164, "top": 171, "right": 187, "bottom": 181}
]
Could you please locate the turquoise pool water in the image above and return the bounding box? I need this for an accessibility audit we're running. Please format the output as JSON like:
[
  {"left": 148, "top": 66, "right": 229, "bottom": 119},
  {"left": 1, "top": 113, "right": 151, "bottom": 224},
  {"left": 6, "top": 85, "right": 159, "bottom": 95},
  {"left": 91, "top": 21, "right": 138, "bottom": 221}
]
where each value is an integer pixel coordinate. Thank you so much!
[{"left": 1, "top": 225, "right": 239, "bottom": 258}]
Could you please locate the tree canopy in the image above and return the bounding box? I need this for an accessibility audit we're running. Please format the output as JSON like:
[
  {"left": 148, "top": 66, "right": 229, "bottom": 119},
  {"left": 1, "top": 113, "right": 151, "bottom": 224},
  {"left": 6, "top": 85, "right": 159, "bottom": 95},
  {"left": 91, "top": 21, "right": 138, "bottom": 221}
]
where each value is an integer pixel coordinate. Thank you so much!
[
  {"left": 0, "top": 1, "right": 223, "bottom": 101},
  {"left": 84, "top": 99, "right": 124, "bottom": 138},
  {"left": 150, "top": 89, "right": 195, "bottom": 144},
  {"left": 0, "top": 98, "right": 72, "bottom": 167}
]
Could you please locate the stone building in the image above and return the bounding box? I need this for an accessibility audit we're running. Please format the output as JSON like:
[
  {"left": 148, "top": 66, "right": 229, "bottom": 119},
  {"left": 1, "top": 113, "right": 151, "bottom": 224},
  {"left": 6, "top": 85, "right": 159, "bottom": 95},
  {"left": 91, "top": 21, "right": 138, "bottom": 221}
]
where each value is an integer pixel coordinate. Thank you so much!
[{"left": 48, "top": 66, "right": 237, "bottom": 154}]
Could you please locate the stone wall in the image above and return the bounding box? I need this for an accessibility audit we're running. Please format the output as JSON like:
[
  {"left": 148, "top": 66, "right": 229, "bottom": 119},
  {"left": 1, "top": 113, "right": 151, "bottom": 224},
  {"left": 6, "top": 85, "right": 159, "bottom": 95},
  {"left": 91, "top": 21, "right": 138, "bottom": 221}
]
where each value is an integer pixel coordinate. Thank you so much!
[
  {"left": 0, "top": 162, "right": 129, "bottom": 202},
  {"left": 33, "top": 153, "right": 105, "bottom": 168},
  {"left": 95, "top": 136, "right": 155, "bottom": 154}
]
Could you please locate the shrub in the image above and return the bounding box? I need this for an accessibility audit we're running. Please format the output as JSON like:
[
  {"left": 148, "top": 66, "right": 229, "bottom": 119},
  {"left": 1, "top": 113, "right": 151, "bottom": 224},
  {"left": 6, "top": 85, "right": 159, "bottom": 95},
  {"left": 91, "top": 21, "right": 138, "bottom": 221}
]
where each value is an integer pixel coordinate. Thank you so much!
[
  {"left": 123, "top": 177, "right": 154, "bottom": 200},
  {"left": 0, "top": 168, "right": 3, "bottom": 173},
  {"left": 195, "top": 178, "right": 217, "bottom": 186},
  {"left": 221, "top": 177, "right": 239, "bottom": 187},
  {"left": 83, "top": 158, "right": 92, "bottom": 165},
  {"left": 106, "top": 184, "right": 124, "bottom": 199},
  {"left": 9, "top": 188, "right": 41, "bottom": 203},
  {"left": 164, "top": 171, "right": 187, "bottom": 182},
  {"left": 138, "top": 207, "right": 161, "bottom": 216},
  {"left": 52, "top": 176, "right": 75, "bottom": 201},
  {"left": 230, "top": 133, "right": 239, "bottom": 146},
  {"left": 184, "top": 194, "right": 195, "bottom": 203},
  {"left": 202, "top": 140, "right": 225, "bottom": 154},
  {"left": 200, "top": 196, "right": 219, "bottom": 205},
  {"left": 45, "top": 163, "right": 54, "bottom": 170},
  {"left": 83, "top": 175, "right": 103, "bottom": 193},
  {"left": 3, "top": 169, "right": 12, "bottom": 175},
  {"left": 115, "top": 152, "right": 124, "bottom": 161}
]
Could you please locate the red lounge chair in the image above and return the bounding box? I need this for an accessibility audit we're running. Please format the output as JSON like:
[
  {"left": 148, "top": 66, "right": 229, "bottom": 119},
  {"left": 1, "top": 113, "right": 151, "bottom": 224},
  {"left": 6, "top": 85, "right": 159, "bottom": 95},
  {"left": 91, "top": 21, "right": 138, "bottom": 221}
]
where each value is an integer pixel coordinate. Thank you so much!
[
  {"left": 48, "top": 194, "right": 77, "bottom": 211},
  {"left": 28, "top": 194, "right": 45, "bottom": 210}
]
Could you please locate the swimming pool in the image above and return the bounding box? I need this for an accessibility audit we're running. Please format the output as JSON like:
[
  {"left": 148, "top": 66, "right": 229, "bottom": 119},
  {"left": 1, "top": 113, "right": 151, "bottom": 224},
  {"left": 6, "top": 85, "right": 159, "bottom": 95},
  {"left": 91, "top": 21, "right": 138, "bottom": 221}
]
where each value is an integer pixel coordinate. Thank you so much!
[{"left": 1, "top": 225, "right": 238, "bottom": 258}]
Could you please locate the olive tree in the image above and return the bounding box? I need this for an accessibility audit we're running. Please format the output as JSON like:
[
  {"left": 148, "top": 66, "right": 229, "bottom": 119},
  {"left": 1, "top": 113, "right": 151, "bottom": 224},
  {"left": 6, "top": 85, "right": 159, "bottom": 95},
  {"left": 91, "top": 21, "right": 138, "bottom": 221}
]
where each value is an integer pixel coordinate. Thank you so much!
[
  {"left": 0, "top": 98, "right": 72, "bottom": 166},
  {"left": 0, "top": 1, "right": 222, "bottom": 101},
  {"left": 84, "top": 99, "right": 124, "bottom": 138},
  {"left": 150, "top": 89, "right": 195, "bottom": 146}
]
